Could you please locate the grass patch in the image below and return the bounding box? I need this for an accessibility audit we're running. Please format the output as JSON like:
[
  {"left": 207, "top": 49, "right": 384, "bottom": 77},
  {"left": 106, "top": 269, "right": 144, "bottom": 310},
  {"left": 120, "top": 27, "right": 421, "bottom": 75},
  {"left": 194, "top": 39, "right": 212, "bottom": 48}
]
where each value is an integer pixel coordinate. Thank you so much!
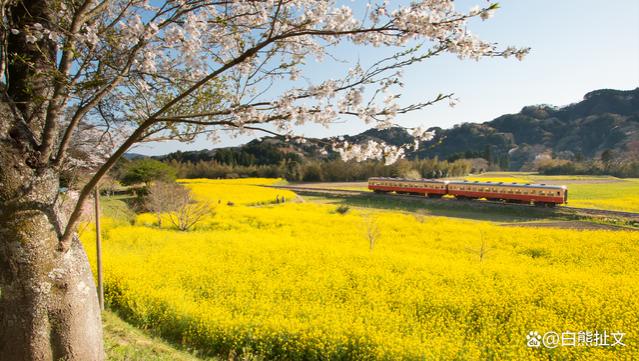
[
  {"left": 303, "top": 193, "right": 563, "bottom": 223},
  {"left": 101, "top": 196, "right": 137, "bottom": 224},
  {"left": 103, "top": 310, "right": 214, "bottom": 361},
  {"left": 567, "top": 179, "right": 639, "bottom": 212}
]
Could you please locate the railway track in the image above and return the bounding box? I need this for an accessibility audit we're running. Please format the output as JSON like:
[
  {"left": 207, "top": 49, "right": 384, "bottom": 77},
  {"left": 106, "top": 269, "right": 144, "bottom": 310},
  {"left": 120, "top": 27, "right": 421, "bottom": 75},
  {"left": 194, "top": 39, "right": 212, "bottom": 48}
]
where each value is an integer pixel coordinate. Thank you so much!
[{"left": 269, "top": 185, "right": 639, "bottom": 222}]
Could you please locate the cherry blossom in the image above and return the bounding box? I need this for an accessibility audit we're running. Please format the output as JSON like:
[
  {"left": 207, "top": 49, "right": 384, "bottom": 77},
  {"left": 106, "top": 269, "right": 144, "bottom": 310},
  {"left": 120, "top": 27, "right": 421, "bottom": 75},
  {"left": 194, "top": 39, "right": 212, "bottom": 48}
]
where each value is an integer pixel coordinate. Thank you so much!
[{"left": 1, "top": 0, "right": 529, "bottom": 244}]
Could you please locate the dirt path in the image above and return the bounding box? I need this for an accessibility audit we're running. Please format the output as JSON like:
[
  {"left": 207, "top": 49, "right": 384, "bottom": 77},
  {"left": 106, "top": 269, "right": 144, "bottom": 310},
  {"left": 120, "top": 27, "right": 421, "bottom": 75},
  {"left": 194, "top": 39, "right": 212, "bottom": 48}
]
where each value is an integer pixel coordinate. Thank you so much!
[
  {"left": 294, "top": 182, "right": 368, "bottom": 189},
  {"left": 500, "top": 221, "right": 637, "bottom": 231}
]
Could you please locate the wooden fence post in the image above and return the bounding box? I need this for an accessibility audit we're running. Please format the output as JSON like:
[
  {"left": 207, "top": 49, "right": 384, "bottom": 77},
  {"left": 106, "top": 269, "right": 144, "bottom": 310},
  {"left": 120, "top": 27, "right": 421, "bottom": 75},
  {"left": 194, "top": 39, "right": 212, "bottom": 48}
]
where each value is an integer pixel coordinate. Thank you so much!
[{"left": 94, "top": 186, "right": 104, "bottom": 311}]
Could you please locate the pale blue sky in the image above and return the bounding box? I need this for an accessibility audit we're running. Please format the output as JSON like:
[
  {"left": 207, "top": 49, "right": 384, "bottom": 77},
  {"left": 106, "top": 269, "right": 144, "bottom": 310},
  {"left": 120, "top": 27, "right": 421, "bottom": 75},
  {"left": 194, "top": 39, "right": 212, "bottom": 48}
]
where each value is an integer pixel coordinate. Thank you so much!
[{"left": 134, "top": 0, "right": 639, "bottom": 155}]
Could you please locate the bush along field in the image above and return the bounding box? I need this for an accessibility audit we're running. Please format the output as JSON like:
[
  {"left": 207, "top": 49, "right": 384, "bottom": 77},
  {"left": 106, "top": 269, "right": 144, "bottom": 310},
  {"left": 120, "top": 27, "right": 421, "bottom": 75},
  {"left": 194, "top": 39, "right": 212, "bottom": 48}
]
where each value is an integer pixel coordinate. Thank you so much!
[{"left": 81, "top": 179, "right": 639, "bottom": 360}]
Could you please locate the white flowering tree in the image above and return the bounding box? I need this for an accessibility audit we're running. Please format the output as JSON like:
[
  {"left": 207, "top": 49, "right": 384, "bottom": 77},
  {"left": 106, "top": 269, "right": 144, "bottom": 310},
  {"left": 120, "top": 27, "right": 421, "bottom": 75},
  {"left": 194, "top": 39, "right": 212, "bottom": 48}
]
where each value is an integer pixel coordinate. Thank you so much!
[{"left": 0, "top": 0, "right": 527, "bottom": 358}]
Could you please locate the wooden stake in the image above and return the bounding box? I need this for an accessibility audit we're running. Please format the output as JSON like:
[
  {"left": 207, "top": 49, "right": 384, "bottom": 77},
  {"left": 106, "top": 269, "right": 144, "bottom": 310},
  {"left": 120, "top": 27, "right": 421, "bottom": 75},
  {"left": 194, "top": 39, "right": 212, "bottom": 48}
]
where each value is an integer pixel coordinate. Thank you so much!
[{"left": 94, "top": 186, "right": 104, "bottom": 311}]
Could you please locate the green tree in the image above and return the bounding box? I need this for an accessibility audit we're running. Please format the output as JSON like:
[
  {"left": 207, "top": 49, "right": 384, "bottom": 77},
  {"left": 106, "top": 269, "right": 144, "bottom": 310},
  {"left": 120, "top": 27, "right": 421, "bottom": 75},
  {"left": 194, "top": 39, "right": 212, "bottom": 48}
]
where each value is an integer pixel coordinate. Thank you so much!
[
  {"left": 284, "top": 160, "right": 304, "bottom": 181},
  {"left": 601, "top": 149, "right": 617, "bottom": 163},
  {"left": 120, "top": 159, "right": 177, "bottom": 186}
]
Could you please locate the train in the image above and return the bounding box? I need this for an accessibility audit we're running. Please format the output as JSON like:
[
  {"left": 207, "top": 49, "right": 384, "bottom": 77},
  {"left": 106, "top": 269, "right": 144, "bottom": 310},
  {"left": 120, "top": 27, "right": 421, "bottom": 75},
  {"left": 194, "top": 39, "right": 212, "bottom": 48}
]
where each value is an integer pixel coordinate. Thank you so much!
[{"left": 368, "top": 177, "right": 568, "bottom": 207}]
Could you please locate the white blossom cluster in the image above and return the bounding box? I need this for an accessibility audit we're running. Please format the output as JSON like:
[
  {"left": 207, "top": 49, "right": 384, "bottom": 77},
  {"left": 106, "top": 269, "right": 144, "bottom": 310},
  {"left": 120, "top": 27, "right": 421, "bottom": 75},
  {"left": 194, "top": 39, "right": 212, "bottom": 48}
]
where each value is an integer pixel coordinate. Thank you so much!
[
  {"left": 63, "top": 122, "right": 124, "bottom": 173},
  {"left": 336, "top": 140, "right": 406, "bottom": 166},
  {"left": 333, "top": 126, "right": 435, "bottom": 164}
]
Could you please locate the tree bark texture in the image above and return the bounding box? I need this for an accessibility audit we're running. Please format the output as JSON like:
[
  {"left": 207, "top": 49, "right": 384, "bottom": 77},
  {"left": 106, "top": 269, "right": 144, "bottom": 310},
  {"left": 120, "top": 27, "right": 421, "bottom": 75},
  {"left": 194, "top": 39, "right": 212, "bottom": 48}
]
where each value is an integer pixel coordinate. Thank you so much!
[{"left": 0, "top": 95, "right": 104, "bottom": 360}]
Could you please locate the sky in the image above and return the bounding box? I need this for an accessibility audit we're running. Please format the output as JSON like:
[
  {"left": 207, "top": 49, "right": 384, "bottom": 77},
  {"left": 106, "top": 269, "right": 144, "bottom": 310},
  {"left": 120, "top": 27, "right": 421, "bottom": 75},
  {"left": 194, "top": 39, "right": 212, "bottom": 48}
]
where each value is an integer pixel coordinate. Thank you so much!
[{"left": 133, "top": 0, "right": 639, "bottom": 155}]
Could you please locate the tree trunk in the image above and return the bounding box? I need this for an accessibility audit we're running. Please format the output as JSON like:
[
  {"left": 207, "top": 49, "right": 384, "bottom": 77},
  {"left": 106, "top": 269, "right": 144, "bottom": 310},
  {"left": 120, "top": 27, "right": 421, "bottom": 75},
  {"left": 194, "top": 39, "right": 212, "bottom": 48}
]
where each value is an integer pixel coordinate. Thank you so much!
[{"left": 0, "top": 101, "right": 104, "bottom": 360}]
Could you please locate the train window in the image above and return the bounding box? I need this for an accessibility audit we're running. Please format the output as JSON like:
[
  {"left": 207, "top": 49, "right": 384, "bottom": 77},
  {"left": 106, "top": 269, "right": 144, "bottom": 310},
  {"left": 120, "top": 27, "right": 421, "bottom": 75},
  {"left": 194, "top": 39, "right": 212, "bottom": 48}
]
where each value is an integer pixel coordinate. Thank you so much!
[{"left": 557, "top": 191, "right": 560, "bottom": 195}]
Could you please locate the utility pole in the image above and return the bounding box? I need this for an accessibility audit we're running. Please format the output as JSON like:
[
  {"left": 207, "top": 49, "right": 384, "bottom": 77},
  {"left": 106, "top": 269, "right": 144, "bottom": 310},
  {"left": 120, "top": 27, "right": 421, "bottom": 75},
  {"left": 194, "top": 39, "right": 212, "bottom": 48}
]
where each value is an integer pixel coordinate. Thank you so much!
[{"left": 94, "top": 186, "right": 104, "bottom": 311}]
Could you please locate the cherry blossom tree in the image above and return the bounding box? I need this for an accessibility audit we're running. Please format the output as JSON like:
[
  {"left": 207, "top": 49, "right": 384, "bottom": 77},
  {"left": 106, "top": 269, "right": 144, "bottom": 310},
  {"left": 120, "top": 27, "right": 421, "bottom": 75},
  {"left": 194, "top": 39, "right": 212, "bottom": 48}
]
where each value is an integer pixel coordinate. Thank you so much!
[{"left": 0, "top": 0, "right": 528, "bottom": 359}]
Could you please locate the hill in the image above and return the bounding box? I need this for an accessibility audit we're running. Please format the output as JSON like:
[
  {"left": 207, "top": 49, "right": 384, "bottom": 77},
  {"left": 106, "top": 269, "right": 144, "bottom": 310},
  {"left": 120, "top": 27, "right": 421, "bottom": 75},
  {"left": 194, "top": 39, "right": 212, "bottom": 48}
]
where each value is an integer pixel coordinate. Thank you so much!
[{"left": 148, "top": 88, "right": 639, "bottom": 170}]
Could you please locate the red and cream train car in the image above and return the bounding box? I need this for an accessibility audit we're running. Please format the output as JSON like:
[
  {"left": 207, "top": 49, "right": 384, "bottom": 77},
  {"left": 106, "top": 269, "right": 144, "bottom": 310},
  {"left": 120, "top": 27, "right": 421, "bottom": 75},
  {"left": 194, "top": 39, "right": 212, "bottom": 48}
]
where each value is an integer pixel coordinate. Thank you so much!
[
  {"left": 447, "top": 181, "right": 567, "bottom": 206},
  {"left": 368, "top": 177, "right": 448, "bottom": 197},
  {"left": 367, "top": 178, "right": 568, "bottom": 206}
]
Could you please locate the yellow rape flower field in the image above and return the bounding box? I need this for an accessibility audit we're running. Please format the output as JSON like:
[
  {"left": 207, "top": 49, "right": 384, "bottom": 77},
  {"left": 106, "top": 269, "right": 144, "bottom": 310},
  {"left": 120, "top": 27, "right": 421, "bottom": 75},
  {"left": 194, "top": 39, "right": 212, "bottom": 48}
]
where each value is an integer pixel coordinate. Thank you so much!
[
  {"left": 178, "top": 178, "right": 295, "bottom": 206},
  {"left": 82, "top": 179, "right": 639, "bottom": 360}
]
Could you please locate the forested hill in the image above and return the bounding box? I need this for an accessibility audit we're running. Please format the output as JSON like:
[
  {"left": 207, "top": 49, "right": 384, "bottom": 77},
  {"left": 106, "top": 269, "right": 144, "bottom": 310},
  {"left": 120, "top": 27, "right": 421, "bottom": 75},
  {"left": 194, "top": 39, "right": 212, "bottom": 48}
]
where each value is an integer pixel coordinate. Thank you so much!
[
  {"left": 152, "top": 88, "right": 639, "bottom": 170},
  {"left": 416, "top": 88, "right": 639, "bottom": 169}
]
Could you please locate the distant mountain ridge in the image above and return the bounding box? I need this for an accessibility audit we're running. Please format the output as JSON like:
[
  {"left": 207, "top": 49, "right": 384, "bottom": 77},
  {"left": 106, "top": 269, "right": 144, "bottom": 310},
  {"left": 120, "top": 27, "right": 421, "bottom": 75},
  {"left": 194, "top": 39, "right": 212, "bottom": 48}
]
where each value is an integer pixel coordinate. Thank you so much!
[{"left": 144, "top": 88, "right": 639, "bottom": 170}]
